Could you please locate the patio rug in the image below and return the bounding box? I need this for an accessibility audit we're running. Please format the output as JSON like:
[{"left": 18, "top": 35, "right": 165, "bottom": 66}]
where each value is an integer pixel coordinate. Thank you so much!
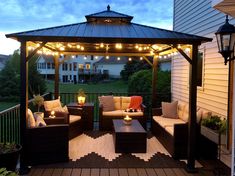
[{"left": 37, "top": 131, "right": 190, "bottom": 168}]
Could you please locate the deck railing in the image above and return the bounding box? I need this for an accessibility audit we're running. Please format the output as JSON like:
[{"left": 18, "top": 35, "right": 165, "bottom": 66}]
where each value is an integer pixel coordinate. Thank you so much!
[{"left": 0, "top": 92, "right": 170, "bottom": 143}]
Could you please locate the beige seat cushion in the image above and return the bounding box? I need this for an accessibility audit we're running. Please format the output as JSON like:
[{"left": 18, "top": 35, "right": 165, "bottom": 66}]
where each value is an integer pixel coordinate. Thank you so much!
[
  {"left": 165, "top": 126, "right": 174, "bottom": 136},
  {"left": 123, "top": 111, "right": 143, "bottom": 117},
  {"left": 181, "top": 105, "right": 203, "bottom": 123},
  {"left": 103, "top": 110, "right": 124, "bottom": 117},
  {"left": 162, "top": 101, "right": 178, "bottom": 118},
  {"left": 70, "top": 115, "right": 81, "bottom": 123},
  {"left": 113, "top": 96, "right": 121, "bottom": 110},
  {"left": 121, "top": 96, "right": 131, "bottom": 110},
  {"left": 153, "top": 116, "right": 185, "bottom": 128}
]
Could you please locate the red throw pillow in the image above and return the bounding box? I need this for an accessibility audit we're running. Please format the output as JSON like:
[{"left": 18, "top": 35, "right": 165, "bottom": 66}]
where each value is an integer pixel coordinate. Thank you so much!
[{"left": 129, "top": 96, "right": 142, "bottom": 110}]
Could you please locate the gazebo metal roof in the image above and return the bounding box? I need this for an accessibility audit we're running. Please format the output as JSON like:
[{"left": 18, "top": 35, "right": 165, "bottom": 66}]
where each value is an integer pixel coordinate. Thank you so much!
[{"left": 6, "top": 6, "right": 210, "bottom": 45}]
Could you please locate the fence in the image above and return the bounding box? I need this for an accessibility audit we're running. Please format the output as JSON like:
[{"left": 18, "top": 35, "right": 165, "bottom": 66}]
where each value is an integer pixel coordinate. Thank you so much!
[{"left": 0, "top": 92, "right": 170, "bottom": 143}]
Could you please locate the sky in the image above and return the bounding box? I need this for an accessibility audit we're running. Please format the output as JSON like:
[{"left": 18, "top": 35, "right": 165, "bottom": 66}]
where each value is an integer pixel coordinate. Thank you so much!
[{"left": 0, "top": 0, "right": 173, "bottom": 55}]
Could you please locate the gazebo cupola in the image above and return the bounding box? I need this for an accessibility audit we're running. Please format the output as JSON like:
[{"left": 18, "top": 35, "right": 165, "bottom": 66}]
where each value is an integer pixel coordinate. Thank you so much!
[{"left": 85, "top": 5, "right": 133, "bottom": 23}]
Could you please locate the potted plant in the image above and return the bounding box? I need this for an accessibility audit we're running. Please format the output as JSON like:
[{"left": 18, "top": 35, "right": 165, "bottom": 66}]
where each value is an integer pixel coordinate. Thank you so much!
[
  {"left": 77, "top": 89, "right": 86, "bottom": 105},
  {"left": 33, "top": 94, "right": 44, "bottom": 118},
  {"left": 0, "top": 143, "right": 22, "bottom": 172},
  {"left": 0, "top": 168, "right": 18, "bottom": 176},
  {"left": 201, "top": 115, "right": 227, "bottom": 144}
]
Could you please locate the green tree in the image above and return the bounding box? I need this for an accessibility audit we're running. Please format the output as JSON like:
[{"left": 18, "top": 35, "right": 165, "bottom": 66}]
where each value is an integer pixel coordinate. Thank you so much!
[
  {"left": 0, "top": 50, "right": 47, "bottom": 101},
  {"left": 128, "top": 69, "right": 171, "bottom": 107},
  {"left": 120, "top": 59, "right": 151, "bottom": 81}
]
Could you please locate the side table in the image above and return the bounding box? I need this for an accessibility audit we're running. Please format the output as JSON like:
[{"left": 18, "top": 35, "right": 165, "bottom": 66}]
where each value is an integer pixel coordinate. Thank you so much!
[{"left": 67, "top": 102, "right": 94, "bottom": 130}]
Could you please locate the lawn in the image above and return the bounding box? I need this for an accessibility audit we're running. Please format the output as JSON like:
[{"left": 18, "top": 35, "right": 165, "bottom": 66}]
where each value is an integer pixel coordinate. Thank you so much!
[
  {"left": 46, "top": 80, "right": 128, "bottom": 93},
  {"left": 0, "top": 102, "right": 19, "bottom": 112}
]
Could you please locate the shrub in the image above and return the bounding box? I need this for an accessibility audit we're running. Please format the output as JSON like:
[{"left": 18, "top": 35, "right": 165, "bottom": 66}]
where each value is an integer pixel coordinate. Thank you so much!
[{"left": 202, "top": 115, "right": 227, "bottom": 134}]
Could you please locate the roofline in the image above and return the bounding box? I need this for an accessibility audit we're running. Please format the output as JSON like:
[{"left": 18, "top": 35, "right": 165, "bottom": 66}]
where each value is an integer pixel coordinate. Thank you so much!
[
  {"left": 85, "top": 10, "right": 133, "bottom": 19},
  {"left": 5, "top": 22, "right": 212, "bottom": 44}
]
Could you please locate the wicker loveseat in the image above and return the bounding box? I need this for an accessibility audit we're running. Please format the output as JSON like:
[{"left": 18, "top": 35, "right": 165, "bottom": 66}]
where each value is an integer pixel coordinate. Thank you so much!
[
  {"left": 99, "top": 96, "right": 146, "bottom": 130},
  {"left": 151, "top": 101, "right": 211, "bottom": 159}
]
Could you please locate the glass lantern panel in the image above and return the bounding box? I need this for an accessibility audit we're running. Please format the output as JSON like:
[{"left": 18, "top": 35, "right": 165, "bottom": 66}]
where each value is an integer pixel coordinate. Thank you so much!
[
  {"left": 230, "top": 33, "right": 235, "bottom": 51},
  {"left": 216, "top": 34, "right": 222, "bottom": 52},
  {"left": 222, "top": 34, "right": 231, "bottom": 51}
]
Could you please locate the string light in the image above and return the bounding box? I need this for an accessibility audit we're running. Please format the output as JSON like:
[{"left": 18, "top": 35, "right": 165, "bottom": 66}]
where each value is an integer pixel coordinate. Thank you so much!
[
  {"left": 67, "top": 43, "right": 72, "bottom": 48},
  {"left": 177, "top": 44, "right": 181, "bottom": 49},
  {"left": 81, "top": 46, "right": 84, "bottom": 51},
  {"left": 185, "top": 48, "right": 191, "bottom": 52},
  {"left": 140, "top": 57, "right": 143, "bottom": 61},
  {"left": 60, "top": 47, "right": 65, "bottom": 51},
  {"left": 100, "top": 43, "right": 104, "bottom": 48},
  {"left": 95, "top": 56, "right": 98, "bottom": 59},
  {"left": 152, "top": 44, "right": 159, "bottom": 50},
  {"left": 115, "top": 43, "right": 122, "bottom": 49},
  {"left": 84, "top": 56, "right": 87, "bottom": 60},
  {"left": 36, "top": 43, "right": 40, "bottom": 47},
  {"left": 117, "top": 57, "right": 120, "bottom": 60},
  {"left": 159, "top": 56, "right": 162, "bottom": 59},
  {"left": 76, "top": 45, "right": 80, "bottom": 49},
  {"left": 106, "top": 56, "right": 109, "bottom": 59},
  {"left": 138, "top": 47, "right": 142, "bottom": 51},
  {"left": 128, "top": 57, "right": 132, "bottom": 61},
  {"left": 135, "top": 45, "right": 139, "bottom": 49},
  {"left": 72, "top": 55, "right": 75, "bottom": 59},
  {"left": 150, "top": 50, "right": 154, "bottom": 55}
]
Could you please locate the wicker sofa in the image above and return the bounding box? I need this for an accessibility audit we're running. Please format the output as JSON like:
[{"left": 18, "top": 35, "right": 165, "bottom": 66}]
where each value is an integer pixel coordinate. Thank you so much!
[
  {"left": 99, "top": 96, "right": 146, "bottom": 130},
  {"left": 151, "top": 101, "right": 211, "bottom": 159},
  {"left": 43, "top": 99, "right": 84, "bottom": 139},
  {"left": 25, "top": 111, "right": 69, "bottom": 165}
]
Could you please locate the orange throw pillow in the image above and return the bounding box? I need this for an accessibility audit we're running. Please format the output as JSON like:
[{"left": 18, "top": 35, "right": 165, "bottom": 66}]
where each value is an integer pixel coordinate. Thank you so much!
[{"left": 129, "top": 96, "right": 142, "bottom": 110}]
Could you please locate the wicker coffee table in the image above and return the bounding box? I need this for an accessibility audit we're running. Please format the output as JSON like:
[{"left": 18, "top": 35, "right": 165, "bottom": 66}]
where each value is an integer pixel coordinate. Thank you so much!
[{"left": 113, "top": 119, "right": 147, "bottom": 153}]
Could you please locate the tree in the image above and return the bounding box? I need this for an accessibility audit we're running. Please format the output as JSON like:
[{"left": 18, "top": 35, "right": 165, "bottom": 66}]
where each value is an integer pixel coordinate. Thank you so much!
[
  {"left": 0, "top": 50, "right": 47, "bottom": 101},
  {"left": 120, "top": 58, "right": 152, "bottom": 81},
  {"left": 128, "top": 69, "right": 171, "bottom": 107}
]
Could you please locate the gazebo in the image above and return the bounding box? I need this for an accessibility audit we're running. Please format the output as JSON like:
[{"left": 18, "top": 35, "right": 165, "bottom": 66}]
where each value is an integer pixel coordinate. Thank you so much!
[{"left": 6, "top": 5, "right": 212, "bottom": 172}]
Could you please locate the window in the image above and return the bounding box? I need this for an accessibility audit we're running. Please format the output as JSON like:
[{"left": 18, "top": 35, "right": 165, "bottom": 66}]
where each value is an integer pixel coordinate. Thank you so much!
[
  {"left": 52, "top": 63, "right": 55, "bottom": 69},
  {"left": 73, "top": 62, "right": 77, "bottom": 71},
  {"left": 69, "top": 63, "right": 72, "bottom": 71},
  {"left": 79, "top": 64, "right": 84, "bottom": 69},
  {"left": 85, "top": 63, "right": 91, "bottom": 69},
  {"left": 62, "top": 63, "right": 68, "bottom": 71},
  {"left": 47, "top": 63, "right": 51, "bottom": 69},
  {"left": 197, "top": 50, "right": 204, "bottom": 87}
]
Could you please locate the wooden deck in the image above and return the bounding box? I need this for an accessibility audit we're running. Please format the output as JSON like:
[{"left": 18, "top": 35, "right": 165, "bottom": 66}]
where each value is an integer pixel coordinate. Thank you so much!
[{"left": 28, "top": 167, "right": 223, "bottom": 176}]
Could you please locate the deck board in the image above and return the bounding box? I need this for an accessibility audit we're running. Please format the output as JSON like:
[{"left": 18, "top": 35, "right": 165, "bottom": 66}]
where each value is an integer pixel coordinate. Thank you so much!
[
  {"left": 100, "top": 168, "right": 109, "bottom": 176},
  {"left": 172, "top": 168, "right": 186, "bottom": 176},
  {"left": 145, "top": 168, "right": 157, "bottom": 176},
  {"left": 61, "top": 168, "right": 72, "bottom": 176},
  {"left": 136, "top": 168, "right": 147, "bottom": 176},
  {"left": 127, "top": 168, "right": 138, "bottom": 176},
  {"left": 91, "top": 168, "right": 100, "bottom": 176},
  {"left": 118, "top": 168, "right": 128, "bottom": 176},
  {"left": 41, "top": 169, "right": 54, "bottom": 176},
  {"left": 164, "top": 168, "right": 176, "bottom": 176},
  {"left": 109, "top": 168, "right": 119, "bottom": 176},
  {"left": 52, "top": 168, "right": 63, "bottom": 176},
  {"left": 154, "top": 168, "right": 167, "bottom": 176},
  {"left": 81, "top": 169, "right": 91, "bottom": 176},
  {"left": 71, "top": 168, "right": 81, "bottom": 176}
]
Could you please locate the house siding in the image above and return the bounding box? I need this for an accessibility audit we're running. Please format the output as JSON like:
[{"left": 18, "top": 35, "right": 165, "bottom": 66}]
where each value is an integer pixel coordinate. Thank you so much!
[{"left": 173, "top": 0, "right": 235, "bottom": 117}]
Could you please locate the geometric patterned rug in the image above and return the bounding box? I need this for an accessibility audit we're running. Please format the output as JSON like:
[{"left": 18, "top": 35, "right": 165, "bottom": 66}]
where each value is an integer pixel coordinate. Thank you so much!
[{"left": 36, "top": 131, "right": 202, "bottom": 168}]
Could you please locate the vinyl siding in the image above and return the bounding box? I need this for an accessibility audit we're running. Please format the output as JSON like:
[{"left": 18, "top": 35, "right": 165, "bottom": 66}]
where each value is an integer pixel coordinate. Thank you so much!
[{"left": 173, "top": 0, "right": 235, "bottom": 117}]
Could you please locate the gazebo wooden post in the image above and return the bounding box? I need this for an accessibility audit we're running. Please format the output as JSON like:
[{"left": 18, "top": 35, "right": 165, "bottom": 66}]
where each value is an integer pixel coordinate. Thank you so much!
[
  {"left": 152, "top": 55, "right": 159, "bottom": 107},
  {"left": 187, "top": 44, "right": 198, "bottom": 172},
  {"left": 19, "top": 40, "right": 29, "bottom": 172},
  {"left": 54, "top": 55, "right": 59, "bottom": 99}
]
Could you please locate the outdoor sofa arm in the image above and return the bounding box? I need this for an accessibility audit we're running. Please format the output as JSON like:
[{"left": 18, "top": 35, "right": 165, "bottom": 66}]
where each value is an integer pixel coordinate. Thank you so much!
[{"left": 44, "top": 111, "right": 69, "bottom": 123}]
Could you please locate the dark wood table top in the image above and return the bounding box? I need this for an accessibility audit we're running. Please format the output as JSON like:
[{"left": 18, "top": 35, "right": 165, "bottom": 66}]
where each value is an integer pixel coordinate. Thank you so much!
[
  {"left": 67, "top": 102, "right": 94, "bottom": 107},
  {"left": 113, "top": 119, "right": 146, "bottom": 133}
]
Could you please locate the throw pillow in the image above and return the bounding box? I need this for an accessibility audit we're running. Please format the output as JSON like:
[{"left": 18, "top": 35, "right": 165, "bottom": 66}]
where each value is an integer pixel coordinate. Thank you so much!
[
  {"left": 129, "top": 96, "right": 142, "bottom": 110},
  {"left": 162, "top": 101, "right": 178, "bottom": 119},
  {"left": 27, "top": 109, "right": 36, "bottom": 128},
  {"left": 44, "top": 99, "right": 63, "bottom": 112},
  {"left": 99, "top": 96, "right": 115, "bottom": 112},
  {"left": 34, "top": 113, "right": 47, "bottom": 127}
]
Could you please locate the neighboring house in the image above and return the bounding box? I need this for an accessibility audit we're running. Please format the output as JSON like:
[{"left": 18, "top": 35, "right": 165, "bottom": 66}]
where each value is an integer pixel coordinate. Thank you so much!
[
  {"left": 173, "top": 0, "right": 235, "bottom": 166},
  {"left": 0, "top": 54, "right": 10, "bottom": 71},
  {"left": 37, "top": 55, "right": 102, "bottom": 83},
  {"left": 159, "top": 57, "right": 171, "bottom": 71},
  {"left": 94, "top": 56, "right": 128, "bottom": 78}
]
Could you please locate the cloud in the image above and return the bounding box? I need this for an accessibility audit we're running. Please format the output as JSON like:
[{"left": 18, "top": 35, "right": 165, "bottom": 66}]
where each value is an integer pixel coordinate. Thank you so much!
[{"left": 0, "top": 0, "right": 173, "bottom": 54}]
